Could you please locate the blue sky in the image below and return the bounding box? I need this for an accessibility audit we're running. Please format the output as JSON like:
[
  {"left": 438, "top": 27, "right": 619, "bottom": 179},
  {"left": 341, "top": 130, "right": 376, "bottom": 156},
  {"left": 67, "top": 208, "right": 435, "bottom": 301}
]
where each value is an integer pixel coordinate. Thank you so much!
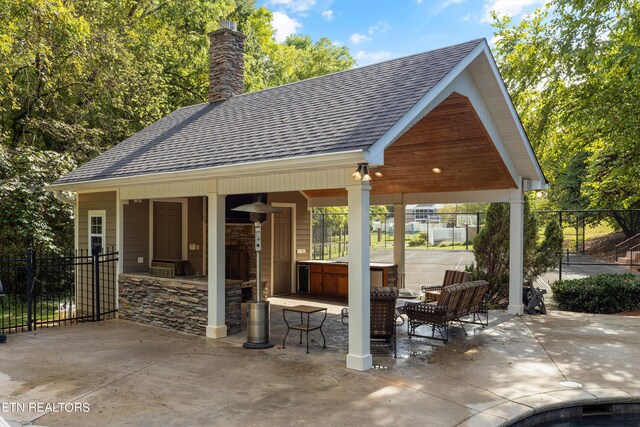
[{"left": 257, "top": 0, "right": 546, "bottom": 65}]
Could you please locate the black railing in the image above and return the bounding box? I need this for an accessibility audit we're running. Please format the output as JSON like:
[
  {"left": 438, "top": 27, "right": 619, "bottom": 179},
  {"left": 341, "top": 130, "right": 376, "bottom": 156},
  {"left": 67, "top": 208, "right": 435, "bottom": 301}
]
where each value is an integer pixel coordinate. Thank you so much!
[
  {"left": 0, "top": 247, "right": 118, "bottom": 335},
  {"left": 615, "top": 233, "right": 640, "bottom": 262}
]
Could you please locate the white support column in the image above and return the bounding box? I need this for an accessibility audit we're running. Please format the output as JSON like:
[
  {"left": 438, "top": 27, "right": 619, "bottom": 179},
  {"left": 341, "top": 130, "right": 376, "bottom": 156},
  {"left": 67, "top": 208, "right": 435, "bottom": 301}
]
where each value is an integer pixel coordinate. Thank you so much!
[
  {"left": 206, "top": 192, "right": 227, "bottom": 338},
  {"left": 508, "top": 188, "right": 525, "bottom": 315},
  {"left": 346, "top": 182, "right": 372, "bottom": 371},
  {"left": 393, "top": 202, "right": 405, "bottom": 287}
]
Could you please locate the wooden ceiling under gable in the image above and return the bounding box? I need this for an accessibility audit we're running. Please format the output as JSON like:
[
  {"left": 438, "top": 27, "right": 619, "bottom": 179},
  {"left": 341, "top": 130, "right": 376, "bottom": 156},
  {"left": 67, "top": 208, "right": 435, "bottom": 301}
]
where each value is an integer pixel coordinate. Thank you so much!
[{"left": 303, "top": 92, "right": 517, "bottom": 199}]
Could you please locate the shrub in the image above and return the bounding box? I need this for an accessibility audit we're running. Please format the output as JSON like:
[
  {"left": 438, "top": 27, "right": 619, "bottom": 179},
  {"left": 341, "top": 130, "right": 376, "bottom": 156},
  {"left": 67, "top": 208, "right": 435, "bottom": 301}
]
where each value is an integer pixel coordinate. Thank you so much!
[
  {"left": 469, "top": 200, "right": 562, "bottom": 306},
  {"left": 408, "top": 232, "right": 428, "bottom": 247},
  {"left": 551, "top": 274, "right": 640, "bottom": 314}
]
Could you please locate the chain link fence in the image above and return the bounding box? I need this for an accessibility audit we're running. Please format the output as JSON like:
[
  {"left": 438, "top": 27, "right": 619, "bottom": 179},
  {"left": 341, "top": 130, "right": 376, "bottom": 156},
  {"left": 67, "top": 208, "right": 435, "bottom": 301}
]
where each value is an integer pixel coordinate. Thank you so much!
[
  {"left": 312, "top": 208, "right": 640, "bottom": 293},
  {"left": 312, "top": 211, "right": 485, "bottom": 291},
  {"left": 535, "top": 209, "right": 640, "bottom": 286}
]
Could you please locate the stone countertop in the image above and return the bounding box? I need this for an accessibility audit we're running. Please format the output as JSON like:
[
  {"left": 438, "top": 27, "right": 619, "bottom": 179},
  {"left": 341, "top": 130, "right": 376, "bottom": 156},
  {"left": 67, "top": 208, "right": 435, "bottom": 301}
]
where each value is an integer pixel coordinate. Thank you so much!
[{"left": 119, "top": 273, "right": 246, "bottom": 290}]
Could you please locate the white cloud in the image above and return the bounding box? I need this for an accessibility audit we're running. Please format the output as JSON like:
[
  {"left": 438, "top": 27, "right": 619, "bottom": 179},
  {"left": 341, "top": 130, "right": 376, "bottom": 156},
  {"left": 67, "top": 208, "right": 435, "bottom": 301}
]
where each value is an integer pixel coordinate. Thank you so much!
[
  {"left": 481, "top": 0, "right": 545, "bottom": 23},
  {"left": 355, "top": 50, "right": 392, "bottom": 66},
  {"left": 321, "top": 9, "right": 334, "bottom": 21},
  {"left": 269, "top": 0, "right": 316, "bottom": 13},
  {"left": 368, "top": 21, "right": 391, "bottom": 35},
  {"left": 272, "top": 12, "right": 301, "bottom": 43},
  {"left": 350, "top": 33, "right": 372, "bottom": 44},
  {"left": 462, "top": 13, "right": 472, "bottom": 21}
]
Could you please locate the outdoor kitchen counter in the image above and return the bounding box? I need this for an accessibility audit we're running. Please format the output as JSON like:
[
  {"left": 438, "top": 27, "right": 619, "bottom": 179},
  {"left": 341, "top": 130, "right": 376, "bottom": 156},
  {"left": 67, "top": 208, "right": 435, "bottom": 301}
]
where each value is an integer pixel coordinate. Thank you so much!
[
  {"left": 296, "top": 261, "right": 398, "bottom": 297},
  {"left": 118, "top": 273, "right": 243, "bottom": 335}
]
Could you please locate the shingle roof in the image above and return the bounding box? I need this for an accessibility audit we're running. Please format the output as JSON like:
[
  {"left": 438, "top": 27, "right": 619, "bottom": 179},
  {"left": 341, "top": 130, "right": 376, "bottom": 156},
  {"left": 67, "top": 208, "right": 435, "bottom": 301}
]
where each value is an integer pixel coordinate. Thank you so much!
[{"left": 55, "top": 39, "right": 483, "bottom": 185}]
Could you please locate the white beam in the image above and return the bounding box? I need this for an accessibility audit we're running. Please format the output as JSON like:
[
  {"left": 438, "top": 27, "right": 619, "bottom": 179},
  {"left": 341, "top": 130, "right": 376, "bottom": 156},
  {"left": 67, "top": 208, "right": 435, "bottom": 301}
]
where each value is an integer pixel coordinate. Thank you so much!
[
  {"left": 308, "top": 189, "right": 514, "bottom": 208},
  {"left": 346, "top": 182, "right": 372, "bottom": 371},
  {"left": 393, "top": 202, "right": 405, "bottom": 287},
  {"left": 206, "top": 192, "right": 227, "bottom": 338},
  {"left": 508, "top": 188, "right": 524, "bottom": 315}
]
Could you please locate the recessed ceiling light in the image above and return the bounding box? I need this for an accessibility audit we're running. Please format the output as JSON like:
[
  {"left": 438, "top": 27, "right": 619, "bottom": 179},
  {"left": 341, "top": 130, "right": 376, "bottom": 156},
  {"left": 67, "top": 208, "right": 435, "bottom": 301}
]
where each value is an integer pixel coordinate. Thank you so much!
[
  {"left": 432, "top": 168, "right": 441, "bottom": 174},
  {"left": 374, "top": 171, "right": 383, "bottom": 177}
]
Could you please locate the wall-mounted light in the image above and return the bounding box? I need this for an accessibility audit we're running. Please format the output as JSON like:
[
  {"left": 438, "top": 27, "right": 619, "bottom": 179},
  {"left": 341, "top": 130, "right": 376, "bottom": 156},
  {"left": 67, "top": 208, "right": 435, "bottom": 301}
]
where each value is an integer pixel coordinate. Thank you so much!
[
  {"left": 362, "top": 164, "right": 371, "bottom": 181},
  {"left": 432, "top": 167, "right": 442, "bottom": 174},
  {"left": 353, "top": 163, "right": 382, "bottom": 181},
  {"left": 352, "top": 164, "right": 363, "bottom": 180}
]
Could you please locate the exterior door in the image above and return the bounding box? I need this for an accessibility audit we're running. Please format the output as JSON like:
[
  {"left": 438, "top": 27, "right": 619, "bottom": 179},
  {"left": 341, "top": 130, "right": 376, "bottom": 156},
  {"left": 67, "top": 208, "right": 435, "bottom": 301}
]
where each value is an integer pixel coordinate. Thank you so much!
[
  {"left": 273, "top": 207, "right": 292, "bottom": 295},
  {"left": 153, "top": 202, "right": 182, "bottom": 260}
]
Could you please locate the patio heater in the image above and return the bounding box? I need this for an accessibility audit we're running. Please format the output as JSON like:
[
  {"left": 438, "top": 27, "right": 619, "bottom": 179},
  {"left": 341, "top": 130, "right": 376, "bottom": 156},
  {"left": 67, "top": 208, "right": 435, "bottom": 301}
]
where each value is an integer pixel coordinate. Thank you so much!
[
  {"left": 232, "top": 201, "right": 281, "bottom": 349},
  {"left": 0, "top": 280, "right": 6, "bottom": 344}
]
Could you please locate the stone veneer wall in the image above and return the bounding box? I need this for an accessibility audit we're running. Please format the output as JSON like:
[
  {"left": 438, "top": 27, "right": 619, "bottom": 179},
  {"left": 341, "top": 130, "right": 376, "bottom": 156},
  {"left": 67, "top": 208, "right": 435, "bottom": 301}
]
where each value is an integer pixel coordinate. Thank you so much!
[
  {"left": 208, "top": 26, "right": 245, "bottom": 103},
  {"left": 119, "top": 274, "right": 241, "bottom": 336}
]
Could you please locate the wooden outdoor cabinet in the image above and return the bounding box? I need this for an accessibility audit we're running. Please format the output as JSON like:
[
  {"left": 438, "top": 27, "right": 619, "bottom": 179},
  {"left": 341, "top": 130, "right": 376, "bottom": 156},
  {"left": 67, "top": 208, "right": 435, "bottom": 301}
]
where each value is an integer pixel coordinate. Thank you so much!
[
  {"left": 298, "top": 260, "right": 397, "bottom": 298},
  {"left": 310, "top": 264, "right": 323, "bottom": 294}
]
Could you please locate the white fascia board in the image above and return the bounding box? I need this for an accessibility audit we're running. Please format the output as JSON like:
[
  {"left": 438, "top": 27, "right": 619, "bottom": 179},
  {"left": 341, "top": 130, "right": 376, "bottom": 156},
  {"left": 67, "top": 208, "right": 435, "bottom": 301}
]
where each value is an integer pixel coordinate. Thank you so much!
[
  {"left": 452, "top": 69, "right": 519, "bottom": 186},
  {"left": 523, "top": 179, "right": 549, "bottom": 191},
  {"left": 45, "top": 150, "right": 366, "bottom": 192},
  {"left": 365, "top": 42, "right": 486, "bottom": 164},
  {"left": 480, "top": 43, "right": 547, "bottom": 183}
]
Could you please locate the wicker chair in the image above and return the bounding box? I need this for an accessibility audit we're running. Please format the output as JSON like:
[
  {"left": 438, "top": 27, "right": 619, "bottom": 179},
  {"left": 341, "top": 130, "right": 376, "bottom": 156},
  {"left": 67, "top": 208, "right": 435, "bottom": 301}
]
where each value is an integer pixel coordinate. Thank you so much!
[
  {"left": 421, "top": 270, "right": 472, "bottom": 301},
  {"left": 370, "top": 286, "right": 398, "bottom": 358}
]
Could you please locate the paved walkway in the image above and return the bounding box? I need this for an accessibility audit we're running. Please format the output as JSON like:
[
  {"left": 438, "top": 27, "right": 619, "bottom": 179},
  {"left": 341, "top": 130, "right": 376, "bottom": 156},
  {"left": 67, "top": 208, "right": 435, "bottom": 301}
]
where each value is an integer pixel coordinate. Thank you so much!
[{"left": 1, "top": 300, "right": 639, "bottom": 426}]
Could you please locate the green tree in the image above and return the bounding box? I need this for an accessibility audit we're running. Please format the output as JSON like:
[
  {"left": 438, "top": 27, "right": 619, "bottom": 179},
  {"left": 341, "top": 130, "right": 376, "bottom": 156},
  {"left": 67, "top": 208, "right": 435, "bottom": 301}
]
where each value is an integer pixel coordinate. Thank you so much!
[
  {"left": 469, "top": 200, "right": 562, "bottom": 304},
  {"left": 0, "top": 0, "right": 354, "bottom": 253},
  {"left": 492, "top": 0, "right": 640, "bottom": 235}
]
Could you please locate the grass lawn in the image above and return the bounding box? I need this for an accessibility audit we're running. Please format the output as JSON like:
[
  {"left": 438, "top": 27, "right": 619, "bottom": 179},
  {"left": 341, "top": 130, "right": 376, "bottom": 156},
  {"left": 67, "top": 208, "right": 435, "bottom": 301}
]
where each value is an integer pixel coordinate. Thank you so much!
[{"left": 1, "top": 299, "right": 68, "bottom": 330}]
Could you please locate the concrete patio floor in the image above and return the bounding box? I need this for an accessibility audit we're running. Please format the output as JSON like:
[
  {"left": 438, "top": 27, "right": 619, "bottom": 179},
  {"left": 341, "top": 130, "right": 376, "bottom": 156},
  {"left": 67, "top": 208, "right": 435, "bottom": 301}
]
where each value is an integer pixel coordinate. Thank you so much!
[{"left": 1, "top": 297, "right": 640, "bottom": 427}]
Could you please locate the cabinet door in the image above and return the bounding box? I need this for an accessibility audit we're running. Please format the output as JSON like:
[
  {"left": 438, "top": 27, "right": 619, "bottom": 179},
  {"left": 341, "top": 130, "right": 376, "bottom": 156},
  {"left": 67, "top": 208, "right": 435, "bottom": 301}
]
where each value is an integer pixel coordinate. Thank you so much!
[
  {"left": 322, "top": 274, "right": 340, "bottom": 296},
  {"left": 310, "top": 270, "right": 323, "bottom": 295},
  {"left": 336, "top": 275, "right": 349, "bottom": 297}
]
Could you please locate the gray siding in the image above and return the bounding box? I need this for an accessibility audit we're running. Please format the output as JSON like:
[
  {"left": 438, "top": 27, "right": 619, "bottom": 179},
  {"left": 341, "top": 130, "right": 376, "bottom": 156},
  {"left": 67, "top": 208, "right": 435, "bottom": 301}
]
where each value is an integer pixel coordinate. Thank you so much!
[
  {"left": 78, "top": 191, "right": 117, "bottom": 251},
  {"left": 77, "top": 191, "right": 117, "bottom": 316}
]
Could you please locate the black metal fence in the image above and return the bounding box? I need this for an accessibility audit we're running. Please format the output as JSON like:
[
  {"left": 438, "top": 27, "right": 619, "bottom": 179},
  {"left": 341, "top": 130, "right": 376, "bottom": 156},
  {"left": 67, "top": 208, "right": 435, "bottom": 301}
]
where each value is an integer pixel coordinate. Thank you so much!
[
  {"left": 0, "top": 246, "right": 118, "bottom": 335},
  {"left": 536, "top": 209, "right": 640, "bottom": 281}
]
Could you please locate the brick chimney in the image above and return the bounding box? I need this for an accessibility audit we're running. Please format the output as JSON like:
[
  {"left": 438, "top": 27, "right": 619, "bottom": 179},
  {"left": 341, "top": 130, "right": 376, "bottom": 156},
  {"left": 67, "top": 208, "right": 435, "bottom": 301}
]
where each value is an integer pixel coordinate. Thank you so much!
[{"left": 208, "top": 20, "right": 245, "bottom": 103}]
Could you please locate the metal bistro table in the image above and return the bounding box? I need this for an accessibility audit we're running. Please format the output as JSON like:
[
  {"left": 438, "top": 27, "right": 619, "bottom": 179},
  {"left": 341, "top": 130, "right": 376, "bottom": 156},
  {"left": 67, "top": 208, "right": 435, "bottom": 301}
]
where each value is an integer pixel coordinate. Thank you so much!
[{"left": 282, "top": 305, "right": 327, "bottom": 353}]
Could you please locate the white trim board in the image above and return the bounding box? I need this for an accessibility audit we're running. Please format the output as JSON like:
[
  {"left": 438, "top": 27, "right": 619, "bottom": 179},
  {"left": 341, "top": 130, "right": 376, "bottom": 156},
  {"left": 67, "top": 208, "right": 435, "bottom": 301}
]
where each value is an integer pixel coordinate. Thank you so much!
[
  {"left": 87, "top": 210, "right": 106, "bottom": 252},
  {"left": 47, "top": 151, "right": 365, "bottom": 192}
]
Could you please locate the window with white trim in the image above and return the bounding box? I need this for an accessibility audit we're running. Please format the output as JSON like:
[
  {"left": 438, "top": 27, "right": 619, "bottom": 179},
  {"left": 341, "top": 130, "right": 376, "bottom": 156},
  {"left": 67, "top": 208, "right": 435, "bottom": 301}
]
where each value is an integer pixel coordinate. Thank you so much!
[{"left": 88, "top": 210, "right": 106, "bottom": 252}]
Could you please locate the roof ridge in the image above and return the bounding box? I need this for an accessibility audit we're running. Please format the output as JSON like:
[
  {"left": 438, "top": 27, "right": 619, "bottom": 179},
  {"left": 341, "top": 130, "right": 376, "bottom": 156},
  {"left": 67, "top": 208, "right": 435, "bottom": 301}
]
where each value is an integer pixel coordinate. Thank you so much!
[{"left": 172, "top": 38, "right": 485, "bottom": 110}]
